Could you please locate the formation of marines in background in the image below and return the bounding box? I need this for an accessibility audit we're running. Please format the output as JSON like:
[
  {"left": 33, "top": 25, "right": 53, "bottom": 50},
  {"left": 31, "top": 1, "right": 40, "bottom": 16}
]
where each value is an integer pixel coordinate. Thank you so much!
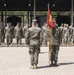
[
  {"left": 59, "top": 23, "right": 74, "bottom": 46},
  {"left": 0, "top": 21, "right": 74, "bottom": 47}
]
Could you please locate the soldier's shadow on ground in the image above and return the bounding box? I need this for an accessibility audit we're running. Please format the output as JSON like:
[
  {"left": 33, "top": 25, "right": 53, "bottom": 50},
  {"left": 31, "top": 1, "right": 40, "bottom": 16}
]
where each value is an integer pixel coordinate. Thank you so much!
[
  {"left": 38, "top": 62, "right": 74, "bottom": 69},
  {"left": 40, "top": 52, "right": 48, "bottom": 54},
  {"left": 38, "top": 65, "right": 59, "bottom": 69},
  {"left": 59, "top": 62, "right": 74, "bottom": 66},
  {"left": 38, "top": 65, "right": 50, "bottom": 69}
]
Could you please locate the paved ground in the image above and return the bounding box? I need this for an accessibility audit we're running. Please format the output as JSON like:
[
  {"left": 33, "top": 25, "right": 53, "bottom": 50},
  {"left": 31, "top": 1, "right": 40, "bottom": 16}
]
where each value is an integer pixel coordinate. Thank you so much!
[{"left": 0, "top": 46, "right": 74, "bottom": 75}]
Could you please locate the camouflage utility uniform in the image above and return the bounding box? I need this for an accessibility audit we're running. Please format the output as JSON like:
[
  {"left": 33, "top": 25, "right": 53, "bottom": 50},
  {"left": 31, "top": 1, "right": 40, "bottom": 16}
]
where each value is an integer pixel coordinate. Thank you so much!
[
  {"left": 14, "top": 25, "right": 22, "bottom": 46},
  {"left": 0, "top": 22, "right": 5, "bottom": 45},
  {"left": 4, "top": 23, "right": 13, "bottom": 47},
  {"left": 42, "top": 25, "right": 48, "bottom": 46},
  {"left": 49, "top": 25, "right": 61, "bottom": 66},
  {"left": 25, "top": 25, "right": 42, "bottom": 69}
]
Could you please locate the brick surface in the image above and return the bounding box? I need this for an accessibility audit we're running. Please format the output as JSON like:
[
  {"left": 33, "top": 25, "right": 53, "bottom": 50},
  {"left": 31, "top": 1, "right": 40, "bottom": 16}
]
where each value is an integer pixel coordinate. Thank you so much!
[{"left": 0, "top": 47, "right": 74, "bottom": 75}]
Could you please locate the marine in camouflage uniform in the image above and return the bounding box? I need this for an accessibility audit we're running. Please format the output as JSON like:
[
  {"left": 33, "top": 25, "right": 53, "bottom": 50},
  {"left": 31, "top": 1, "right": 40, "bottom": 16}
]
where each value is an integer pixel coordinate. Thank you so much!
[
  {"left": 22, "top": 23, "right": 28, "bottom": 46},
  {"left": 68, "top": 25, "right": 73, "bottom": 45},
  {"left": 59, "top": 23, "right": 64, "bottom": 45},
  {"left": 0, "top": 22, "right": 5, "bottom": 45},
  {"left": 22, "top": 23, "right": 28, "bottom": 38},
  {"left": 72, "top": 27, "right": 74, "bottom": 45},
  {"left": 11, "top": 25, "right": 14, "bottom": 45},
  {"left": 4, "top": 22, "right": 13, "bottom": 47},
  {"left": 25, "top": 20, "right": 42, "bottom": 69},
  {"left": 14, "top": 22, "right": 22, "bottom": 47},
  {"left": 49, "top": 21, "right": 61, "bottom": 66},
  {"left": 63, "top": 24, "right": 69, "bottom": 46},
  {"left": 41, "top": 23, "right": 48, "bottom": 46}
]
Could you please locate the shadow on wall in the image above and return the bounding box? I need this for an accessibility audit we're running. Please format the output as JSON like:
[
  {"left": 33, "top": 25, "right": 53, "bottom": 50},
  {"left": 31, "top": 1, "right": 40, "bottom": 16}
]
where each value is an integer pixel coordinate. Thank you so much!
[
  {"left": 7, "top": 16, "right": 21, "bottom": 26},
  {"left": 56, "top": 15, "right": 71, "bottom": 26}
]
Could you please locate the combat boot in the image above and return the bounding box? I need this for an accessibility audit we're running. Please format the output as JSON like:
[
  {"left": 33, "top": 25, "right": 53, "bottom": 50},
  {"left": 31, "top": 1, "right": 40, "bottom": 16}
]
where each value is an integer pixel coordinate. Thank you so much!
[
  {"left": 33, "top": 64, "right": 38, "bottom": 69},
  {"left": 49, "top": 61, "right": 54, "bottom": 66},
  {"left": 9, "top": 44, "right": 12, "bottom": 47},
  {"left": 16, "top": 44, "right": 18, "bottom": 47},
  {"left": 54, "top": 61, "right": 59, "bottom": 66},
  {"left": 30, "top": 65, "right": 34, "bottom": 69}
]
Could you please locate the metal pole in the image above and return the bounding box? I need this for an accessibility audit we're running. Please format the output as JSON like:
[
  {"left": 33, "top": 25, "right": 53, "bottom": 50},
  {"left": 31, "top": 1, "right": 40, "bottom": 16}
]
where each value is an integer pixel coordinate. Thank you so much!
[
  {"left": 1, "top": 0, "right": 3, "bottom": 22},
  {"left": 23, "top": 15, "right": 24, "bottom": 27},
  {"left": 27, "top": 10, "right": 29, "bottom": 25},
  {"left": 34, "top": 0, "right": 36, "bottom": 19},
  {"left": 1, "top": 11, "right": 3, "bottom": 22},
  {"left": 29, "top": 11, "right": 31, "bottom": 27},
  {"left": 71, "top": 0, "right": 73, "bottom": 26},
  {"left": 4, "top": 3, "right": 7, "bottom": 26}
]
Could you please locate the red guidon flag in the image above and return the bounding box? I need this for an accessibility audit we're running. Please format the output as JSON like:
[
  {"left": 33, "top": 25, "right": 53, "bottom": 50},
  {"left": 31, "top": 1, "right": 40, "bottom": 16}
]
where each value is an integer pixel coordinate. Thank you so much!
[{"left": 46, "top": 7, "right": 54, "bottom": 28}]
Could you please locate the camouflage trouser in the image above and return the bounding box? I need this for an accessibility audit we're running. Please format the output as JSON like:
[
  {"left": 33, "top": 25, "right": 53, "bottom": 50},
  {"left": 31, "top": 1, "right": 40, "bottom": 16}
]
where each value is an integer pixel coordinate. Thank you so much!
[
  {"left": 0, "top": 37, "right": 1, "bottom": 45},
  {"left": 71, "top": 35, "right": 74, "bottom": 44},
  {"left": 6, "top": 35, "right": 13, "bottom": 45},
  {"left": 0, "top": 36, "right": 5, "bottom": 45},
  {"left": 1, "top": 36, "right": 5, "bottom": 43},
  {"left": 15, "top": 36, "right": 22, "bottom": 45},
  {"left": 50, "top": 45, "right": 59, "bottom": 62},
  {"left": 29, "top": 45, "right": 40, "bottom": 65},
  {"left": 68, "top": 35, "right": 72, "bottom": 44},
  {"left": 63, "top": 35, "right": 68, "bottom": 45},
  {"left": 62, "top": 36, "right": 65, "bottom": 44},
  {"left": 60, "top": 35, "right": 64, "bottom": 44}
]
